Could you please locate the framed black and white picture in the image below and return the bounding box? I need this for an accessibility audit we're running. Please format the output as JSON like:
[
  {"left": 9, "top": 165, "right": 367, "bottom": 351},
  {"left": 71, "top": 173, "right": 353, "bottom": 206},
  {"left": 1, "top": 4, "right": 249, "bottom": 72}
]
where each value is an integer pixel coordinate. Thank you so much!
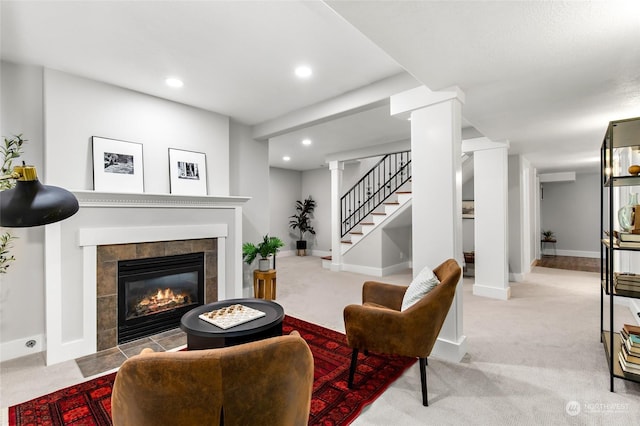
[
  {"left": 92, "top": 136, "right": 144, "bottom": 193},
  {"left": 168, "top": 148, "right": 208, "bottom": 195}
]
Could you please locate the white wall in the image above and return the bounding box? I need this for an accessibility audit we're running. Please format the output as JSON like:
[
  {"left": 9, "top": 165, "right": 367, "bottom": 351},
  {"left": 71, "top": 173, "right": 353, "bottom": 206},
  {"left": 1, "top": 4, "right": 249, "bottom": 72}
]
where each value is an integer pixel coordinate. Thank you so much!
[
  {"left": 381, "top": 225, "right": 412, "bottom": 268},
  {"left": 0, "top": 61, "right": 47, "bottom": 355},
  {"left": 0, "top": 63, "right": 239, "bottom": 358},
  {"left": 229, "top": 120, "right": 269, "bottom": 290},
  {"left": 43, "top": 69, "right": 229, "bottom": 194},
  {"left": 527, "top": 164, "right": 539, "bottom": 263},
  {"left": 508, "top": 155, "right": 523, "bottom": 276},
  {"left": 301, "top": 167, "right": 331, "bottom": 254},
  {"left": 269, "top": 167, "right": 302, "bottom": 253},
  {"left": 341, "top": 156, "right": 382, "bottom": 193},
  {"left": 540, "top": 171, "right": 600, "bottom": 257}
]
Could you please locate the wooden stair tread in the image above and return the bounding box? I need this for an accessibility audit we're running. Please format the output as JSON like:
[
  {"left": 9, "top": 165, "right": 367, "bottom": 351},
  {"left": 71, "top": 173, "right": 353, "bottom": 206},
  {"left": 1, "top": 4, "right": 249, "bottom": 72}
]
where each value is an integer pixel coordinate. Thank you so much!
[
  {"left": 396, "top": 191, "right": 412, "bottom": 194},
  {"left": 350, "top": 231, "right": 363, "bottom": 235},
  {"left": 321, "top": 255, "right": 332, "bottom": 260},
  {"left": 372, "top": 212, "right": 386, "bottom": 215},
  {"left": 341, "top": 240, "right": 353, "bottom": 244},
  {"left": 360, "top": 222, "right": 374, "bottom": 225},
  {"left": 384, "top": 202, "right": 400, "bottom": 205}
]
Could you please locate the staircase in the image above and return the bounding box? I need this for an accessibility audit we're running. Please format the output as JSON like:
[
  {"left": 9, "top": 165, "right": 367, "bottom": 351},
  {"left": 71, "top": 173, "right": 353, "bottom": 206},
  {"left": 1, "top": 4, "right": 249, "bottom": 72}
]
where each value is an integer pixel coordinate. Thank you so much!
[
  {"left": 340, "top": 185, "right": 412, "bottom": 254},
  {"left": 339, "top": 151, "right": 412, "bottom": 255}
]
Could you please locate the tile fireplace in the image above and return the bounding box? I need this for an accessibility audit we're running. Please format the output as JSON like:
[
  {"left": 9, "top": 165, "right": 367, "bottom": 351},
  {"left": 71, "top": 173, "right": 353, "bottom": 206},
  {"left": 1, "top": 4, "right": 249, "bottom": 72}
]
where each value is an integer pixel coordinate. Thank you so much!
[
  {"left": 117, "top": 252, "right": 205, "bottom": 344},
  {"left": 45, "top": 191, "right": 248, "bottom": 365},
  {"left": 96, "top": 238, "right": 217, "bottom": 351}
]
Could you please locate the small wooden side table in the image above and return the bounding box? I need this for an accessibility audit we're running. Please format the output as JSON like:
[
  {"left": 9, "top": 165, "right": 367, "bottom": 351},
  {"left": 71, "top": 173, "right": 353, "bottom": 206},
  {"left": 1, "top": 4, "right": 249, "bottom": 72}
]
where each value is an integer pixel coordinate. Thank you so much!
[{"left": 253, "top": 269, "right": 277, "bottom": 300}]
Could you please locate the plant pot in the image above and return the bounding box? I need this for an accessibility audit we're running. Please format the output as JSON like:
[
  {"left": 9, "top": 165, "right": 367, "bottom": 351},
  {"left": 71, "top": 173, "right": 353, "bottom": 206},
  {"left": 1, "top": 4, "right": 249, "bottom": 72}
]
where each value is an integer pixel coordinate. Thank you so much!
[
  {"left": 296, "top": 240, "right": 307, "bottom": 256},
  {"left": 258, "top": 258, "right": 270, "bottom": 271}
]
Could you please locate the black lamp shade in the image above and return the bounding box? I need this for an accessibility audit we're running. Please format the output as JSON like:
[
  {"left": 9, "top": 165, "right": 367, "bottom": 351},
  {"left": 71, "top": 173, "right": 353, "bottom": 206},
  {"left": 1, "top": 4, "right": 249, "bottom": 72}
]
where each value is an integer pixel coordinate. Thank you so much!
[{"left": 0, "top": 179, "right": 79, "bottom": 227}]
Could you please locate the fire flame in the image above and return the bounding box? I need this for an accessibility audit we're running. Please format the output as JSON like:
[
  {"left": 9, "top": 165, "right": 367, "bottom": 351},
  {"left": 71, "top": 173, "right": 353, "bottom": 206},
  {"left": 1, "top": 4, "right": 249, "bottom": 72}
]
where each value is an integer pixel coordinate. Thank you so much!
[{"left": 136, "top": 288, "right": 189, "bottom": 314}]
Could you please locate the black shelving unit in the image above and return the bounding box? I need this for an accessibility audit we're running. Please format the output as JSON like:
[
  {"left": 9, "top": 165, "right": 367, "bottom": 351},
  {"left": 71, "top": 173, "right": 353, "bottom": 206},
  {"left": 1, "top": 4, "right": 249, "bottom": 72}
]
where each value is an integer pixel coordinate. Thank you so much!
[{"left": 600, "top": 116, "right": 640, "bottom": 392}]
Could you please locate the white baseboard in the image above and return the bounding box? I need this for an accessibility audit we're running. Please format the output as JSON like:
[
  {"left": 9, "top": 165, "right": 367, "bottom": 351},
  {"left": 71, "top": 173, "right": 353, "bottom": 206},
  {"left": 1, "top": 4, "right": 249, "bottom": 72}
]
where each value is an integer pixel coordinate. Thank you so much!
[
  {"left": 277, "top": 250, "right": 296, "bottom": 258},
  {"left": 341, "top": 263, "right": 382, "bottom": 276},
  {"left": 340, "top": 261, "right": 411, "bottom": 277},
  {"left": 277, "top": 249, "right": 330, "bottom": 258},
  {"left": 0, "top": 333, "right": 45, "bottom": 362},
  {"left": 381, "top": 261, "right": 412, "bottom": 276},
  {"left": 472, "top": 283, "right": 511, "bottom": 300},
  {"left": 509, "top": 272, "right": 525, "bottom": 282}
]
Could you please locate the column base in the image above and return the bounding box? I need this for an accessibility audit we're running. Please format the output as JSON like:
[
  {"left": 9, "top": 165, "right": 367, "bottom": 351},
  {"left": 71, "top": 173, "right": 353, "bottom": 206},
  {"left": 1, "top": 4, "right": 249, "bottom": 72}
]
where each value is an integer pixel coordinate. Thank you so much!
[
  {"left": 472, "top": 283, "right": 511, "bottom": 300},
  {"left": 431, "top": 335, "right": 467, "bottom": 363}
]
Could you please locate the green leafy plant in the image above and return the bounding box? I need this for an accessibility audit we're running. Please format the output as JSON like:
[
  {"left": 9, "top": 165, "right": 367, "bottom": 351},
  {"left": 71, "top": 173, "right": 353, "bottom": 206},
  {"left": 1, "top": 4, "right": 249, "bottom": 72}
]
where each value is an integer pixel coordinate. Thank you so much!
[
  {"left": 1, "top": 134, "right": 26, "bottom": 190},
  {"left": 0, "top": 134, "right": 26, "bottom": 273},
  {"left": 242, "top": 234, "right": 284, "bottom": 264},
  {"left": 541, "top": 230, "right": 555, "bottom": 241},
  {"left": 289, "top": 196, "right": 316, "bottom": 241},
  {"left": 0, "top": 234, "right": 16, "bottom": 274}
]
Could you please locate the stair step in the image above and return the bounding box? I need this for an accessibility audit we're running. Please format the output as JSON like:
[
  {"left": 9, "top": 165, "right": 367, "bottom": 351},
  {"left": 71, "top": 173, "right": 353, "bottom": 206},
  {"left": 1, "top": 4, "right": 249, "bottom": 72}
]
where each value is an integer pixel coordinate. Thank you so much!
[
  {"left": 341, "top": 240, "right": 352, "bottom": 244},
  {"left": 361, "top": 222, "right": 374, "bottom": 225},
  {"left": 372, "top": 212, "right": 386, "bottom": 216},
  {"left": 350, "top": 231, "right": 363, "bottom": 235},
  {"left": 396, "top": 191, "right": 412, "bottom": 194},
  {"left": 321, "top": 255, "right": 332, "bottom": 260},
  {"left": 384, "top": 202, "right": 400, "bottom": 205}
]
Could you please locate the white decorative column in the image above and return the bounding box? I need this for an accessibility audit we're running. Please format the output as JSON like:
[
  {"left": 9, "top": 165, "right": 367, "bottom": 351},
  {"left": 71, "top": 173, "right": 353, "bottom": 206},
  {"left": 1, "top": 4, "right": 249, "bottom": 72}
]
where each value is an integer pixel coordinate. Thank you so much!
[
  {"left": 391, "top": 86, "right": 467, "bottom": 362},
  {"left": 330, "top": 160, "right": 344, "bottom": 271},
  {"left": 463, "top": 137, "right": 511, "bottom": 300}
]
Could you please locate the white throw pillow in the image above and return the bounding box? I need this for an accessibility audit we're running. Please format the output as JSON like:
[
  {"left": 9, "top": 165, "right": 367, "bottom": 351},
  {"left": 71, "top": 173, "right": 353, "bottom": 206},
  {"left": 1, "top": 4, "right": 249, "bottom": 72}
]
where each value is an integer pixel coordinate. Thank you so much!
[{"left": 401, "top": 265, "right": 440, "bottom": 311}]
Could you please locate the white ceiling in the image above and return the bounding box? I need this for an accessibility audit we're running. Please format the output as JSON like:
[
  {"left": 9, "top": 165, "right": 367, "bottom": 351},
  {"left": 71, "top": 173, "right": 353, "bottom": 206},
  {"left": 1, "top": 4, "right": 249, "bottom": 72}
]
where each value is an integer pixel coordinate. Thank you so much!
[
  {"left": 2, "top": 1, "right": 639, "bottom": 174},
  {"left": 327, "top": 0, "right": 640, "bottom": 173}
]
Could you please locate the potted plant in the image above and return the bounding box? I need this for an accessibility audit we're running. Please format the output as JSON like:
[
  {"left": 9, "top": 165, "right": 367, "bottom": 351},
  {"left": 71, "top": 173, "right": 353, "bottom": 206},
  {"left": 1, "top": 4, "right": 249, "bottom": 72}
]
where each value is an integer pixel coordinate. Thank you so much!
[
  {"left": 289, "top": 196, "right": 316, "bottom": 256},
  {"left": 242, "top": 234, "right": 284, "bottom": 271},
  {"left": 541, "top": 230, "right": 555, "bottom": 242}
]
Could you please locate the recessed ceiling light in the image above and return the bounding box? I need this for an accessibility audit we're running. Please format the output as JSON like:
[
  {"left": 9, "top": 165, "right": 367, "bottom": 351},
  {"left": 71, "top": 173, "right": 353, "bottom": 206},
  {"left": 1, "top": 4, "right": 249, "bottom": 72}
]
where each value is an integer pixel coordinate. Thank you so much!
[
  {"left": 302, "top": 139, "right": 312, "bottom": 146},
  {"left": 295, "top": 66, "right": 312, "bottom": 79},
  {"left": 165, "top": 77, "right": 184, "bottom": 88},
  {"left": 283, "top": 156, "right": 291, "bottom": 161}
]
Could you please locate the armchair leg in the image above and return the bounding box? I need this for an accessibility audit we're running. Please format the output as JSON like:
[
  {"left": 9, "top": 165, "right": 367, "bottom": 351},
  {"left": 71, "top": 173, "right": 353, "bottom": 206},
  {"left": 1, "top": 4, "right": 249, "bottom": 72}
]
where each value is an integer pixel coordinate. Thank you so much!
[
  {"left": 348, "top": 349, "right": 359, "bottom": 388},
  {"left": 419, "top": 357, "right": 428, "bottom": 406}
]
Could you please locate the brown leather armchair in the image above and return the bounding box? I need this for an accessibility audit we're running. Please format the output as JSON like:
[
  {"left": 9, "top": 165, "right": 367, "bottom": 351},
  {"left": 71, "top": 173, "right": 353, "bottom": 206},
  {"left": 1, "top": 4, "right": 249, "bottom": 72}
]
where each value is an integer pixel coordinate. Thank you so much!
[
  {"left": 343, "top": 258, "right": 461, "bottom": 406},
  {"left": 111, "top": 332, "right": 314, "bottom": 426}
]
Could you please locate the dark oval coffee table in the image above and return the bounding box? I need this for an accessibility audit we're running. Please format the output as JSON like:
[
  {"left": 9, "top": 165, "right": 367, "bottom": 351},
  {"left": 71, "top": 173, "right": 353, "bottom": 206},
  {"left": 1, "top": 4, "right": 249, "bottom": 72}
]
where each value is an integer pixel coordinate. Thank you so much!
[{"left": 180, "top": 298, "right": 284, "bottom": 350}]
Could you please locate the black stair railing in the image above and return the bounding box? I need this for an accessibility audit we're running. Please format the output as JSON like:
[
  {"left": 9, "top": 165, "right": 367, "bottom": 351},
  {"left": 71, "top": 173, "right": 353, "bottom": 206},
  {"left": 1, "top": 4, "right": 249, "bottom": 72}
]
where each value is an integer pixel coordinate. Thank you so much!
[{"left": 341, "top": 151, "right": 411, "bottom": 237}]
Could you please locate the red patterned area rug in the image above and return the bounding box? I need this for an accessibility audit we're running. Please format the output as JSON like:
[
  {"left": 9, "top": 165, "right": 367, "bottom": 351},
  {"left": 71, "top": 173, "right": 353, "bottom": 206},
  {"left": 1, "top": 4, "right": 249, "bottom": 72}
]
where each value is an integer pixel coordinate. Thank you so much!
[{"left": 9, "top": 316, "right": 416, "bottom": 426}]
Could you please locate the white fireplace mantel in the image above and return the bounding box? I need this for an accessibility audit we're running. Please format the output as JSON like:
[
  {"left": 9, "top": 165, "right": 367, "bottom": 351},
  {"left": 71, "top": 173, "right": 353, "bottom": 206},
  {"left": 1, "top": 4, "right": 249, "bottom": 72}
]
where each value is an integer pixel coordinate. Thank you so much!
[
  {"left": 44, "top": 190, "right": 250, "bottom": 365},
  {"left": 72, "top": 190, "right": 251, "bottom": 208}
]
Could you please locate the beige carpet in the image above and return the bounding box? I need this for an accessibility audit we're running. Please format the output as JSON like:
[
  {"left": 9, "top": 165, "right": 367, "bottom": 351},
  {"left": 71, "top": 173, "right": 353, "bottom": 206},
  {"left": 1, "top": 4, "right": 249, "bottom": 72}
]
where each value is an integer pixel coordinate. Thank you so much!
[
  {"left": 2, "top": 256, "right": 639, "bottom": 425},
  {"left": 276, "top": 255, "right": 640, "bottom": 425}
]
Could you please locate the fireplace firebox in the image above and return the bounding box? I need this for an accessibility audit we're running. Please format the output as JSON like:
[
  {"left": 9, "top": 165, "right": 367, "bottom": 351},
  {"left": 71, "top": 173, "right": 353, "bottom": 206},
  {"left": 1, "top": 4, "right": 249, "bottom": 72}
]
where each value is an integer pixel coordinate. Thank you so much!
[{"left": 118, "top": 252, "right": 204, "bottom": 344}]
